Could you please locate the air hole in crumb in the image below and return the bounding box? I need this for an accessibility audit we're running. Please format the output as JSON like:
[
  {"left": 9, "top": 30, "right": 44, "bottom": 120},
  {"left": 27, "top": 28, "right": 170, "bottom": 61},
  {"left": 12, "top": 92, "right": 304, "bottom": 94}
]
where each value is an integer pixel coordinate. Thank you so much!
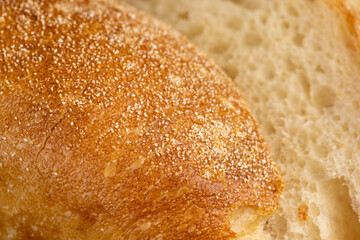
[
  {"left": 293, "top": 33, "right": 304, "bottom": 47},
  {"left": 252, "top": 94, "right": 260, "bottom": 103},
  {"left": 319, "top": 179, "right": 360, "bottom": 238},
  {"left": 264, "top": 62, "right": 275, "bottom": 79},
  {"left": 178, "top": 11, "right": 189, "bottom": 20},
  {"left": 264, "top": 214, "right": 287, "bottom": 236},
  {"left": 308, "top": 129, "right": 317, "bottom": 144},
  {"left": 311, "top": 85, "right": 336, "bottom": 109},
  {"left": 263, "top": 121, "right": 276, "bottom": 135},
  {"left": 243, "top": 33, "right": 262, "bottom": 47},
  {"left": 282, "top": 21, "right": 290, "bottom": 29},
  {"left": 184, "top": 24, "right": 204, "bottom": 38},
  {"left": 230, "top": 0, "right": 244, "bottom": 4},
  {"left": 299, "top": 72, "right": 311, "bottom": 97},
  {"left": 210, "top": 40, "right": 230, "bottom": 54},
  {"left": 226, "top": 16, "right": 243, "bottom": 30},
  {"left": 223, "top": 65, "right": 239, "bottom": 80},
  {"left": 230, "top": 0, "right": 261, "bottom": 10},
  {"left": 312, "top": 41, "right": 323, "bottom": 51},
  {"left": 260, "top": 15, "right": 268, "bottom": 24},
  {"left": 315, "top": 65, "right": 325, "bottom": 73},
  {"left": 288, "top": 5, "right": 299, "bottom": 17},
  {"left": 333, "top": 114, "right": 341, "bottom": 121}
]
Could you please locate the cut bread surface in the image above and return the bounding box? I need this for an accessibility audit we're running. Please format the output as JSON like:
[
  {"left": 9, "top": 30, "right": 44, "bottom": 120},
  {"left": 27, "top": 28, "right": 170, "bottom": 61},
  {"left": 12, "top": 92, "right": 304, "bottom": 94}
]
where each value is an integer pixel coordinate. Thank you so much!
[{"left": 125, "top": 0, "right": 360, "bottom": 239}]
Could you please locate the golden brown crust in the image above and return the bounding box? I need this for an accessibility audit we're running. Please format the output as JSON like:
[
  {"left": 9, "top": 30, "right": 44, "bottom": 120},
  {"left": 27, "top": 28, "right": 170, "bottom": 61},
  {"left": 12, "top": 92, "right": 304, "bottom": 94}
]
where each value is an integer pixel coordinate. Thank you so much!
[{"left": 0, "top": 0, "right": 282, "bottom": 239}]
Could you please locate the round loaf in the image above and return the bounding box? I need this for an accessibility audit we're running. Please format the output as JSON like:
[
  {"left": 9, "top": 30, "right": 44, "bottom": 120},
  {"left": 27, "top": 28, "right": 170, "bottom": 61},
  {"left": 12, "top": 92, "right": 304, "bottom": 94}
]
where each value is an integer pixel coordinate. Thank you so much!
[{"left": 0, "top": 0, "right": 282, "bottom": 239}]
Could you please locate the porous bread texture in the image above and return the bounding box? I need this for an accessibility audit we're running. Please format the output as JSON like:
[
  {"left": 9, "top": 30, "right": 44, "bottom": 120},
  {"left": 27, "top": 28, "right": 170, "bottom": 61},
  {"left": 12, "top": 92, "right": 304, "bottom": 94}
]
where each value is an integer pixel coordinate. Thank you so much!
[{"left": 125, "top": 0, "right": 360, "bottom": 239}]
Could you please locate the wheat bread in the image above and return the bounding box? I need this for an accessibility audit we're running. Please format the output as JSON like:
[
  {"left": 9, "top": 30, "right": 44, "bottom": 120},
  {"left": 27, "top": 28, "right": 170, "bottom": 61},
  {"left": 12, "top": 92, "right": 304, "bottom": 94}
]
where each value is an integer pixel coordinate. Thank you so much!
[
  {"left": 0, "top": 0, "right": 282, "bottom": 239},
  {"left": 125, "top": 0, "right": 360, "bottom": 239}
]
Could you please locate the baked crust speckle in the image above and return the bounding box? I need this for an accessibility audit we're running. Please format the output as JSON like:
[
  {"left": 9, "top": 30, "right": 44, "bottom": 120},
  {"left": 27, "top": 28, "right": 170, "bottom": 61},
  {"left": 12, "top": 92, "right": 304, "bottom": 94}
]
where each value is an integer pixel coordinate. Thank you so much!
[{"left": 0, "top": 0, "right": 282, "bottom": 239}]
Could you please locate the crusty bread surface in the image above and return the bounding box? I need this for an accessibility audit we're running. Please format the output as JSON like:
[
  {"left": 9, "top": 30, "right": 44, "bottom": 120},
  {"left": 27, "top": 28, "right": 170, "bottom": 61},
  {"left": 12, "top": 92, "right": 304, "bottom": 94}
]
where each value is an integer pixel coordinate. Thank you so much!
[
  {"left": 0, "top": 0, "right": 282, "bottom": 239},
  {"left": 125, "top": 0, "right": 360, "bottom": 239}
]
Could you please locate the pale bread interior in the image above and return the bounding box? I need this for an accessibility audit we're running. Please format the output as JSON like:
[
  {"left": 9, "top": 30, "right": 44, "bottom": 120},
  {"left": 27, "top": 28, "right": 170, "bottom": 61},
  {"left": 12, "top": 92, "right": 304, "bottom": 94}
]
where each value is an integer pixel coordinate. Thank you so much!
[
  {"left": 230, "top": 207, "right": 269, "bottom": 239},
  {"left": 125, "top": 0, "right": 360, "bottom": 239}
]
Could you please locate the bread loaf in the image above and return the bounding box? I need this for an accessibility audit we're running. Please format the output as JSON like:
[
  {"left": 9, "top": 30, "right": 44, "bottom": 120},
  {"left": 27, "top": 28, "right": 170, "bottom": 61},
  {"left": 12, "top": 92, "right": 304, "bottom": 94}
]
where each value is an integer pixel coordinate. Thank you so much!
[
  {"left": 0, "top": 0, "right": 282, "bottom": 239},
  {"left": 125, "top": 0, "right": 360, "bottom": 239}
]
